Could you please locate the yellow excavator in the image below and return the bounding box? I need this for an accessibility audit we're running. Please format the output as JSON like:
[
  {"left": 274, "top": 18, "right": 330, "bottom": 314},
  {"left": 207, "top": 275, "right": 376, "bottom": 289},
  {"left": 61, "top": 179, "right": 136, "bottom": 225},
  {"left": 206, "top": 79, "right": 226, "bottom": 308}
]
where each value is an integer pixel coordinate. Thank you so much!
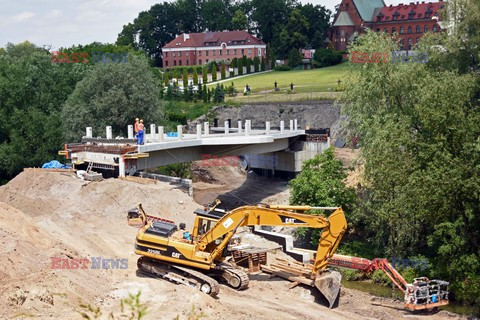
[{"left": 127, "top": 200, "right": 347, "bottom": 307}]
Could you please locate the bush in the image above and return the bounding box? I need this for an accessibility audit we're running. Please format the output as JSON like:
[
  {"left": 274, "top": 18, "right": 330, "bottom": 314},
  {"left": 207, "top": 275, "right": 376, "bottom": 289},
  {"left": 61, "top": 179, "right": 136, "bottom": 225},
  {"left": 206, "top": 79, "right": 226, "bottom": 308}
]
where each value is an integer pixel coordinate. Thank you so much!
[
  {"left": 287, "top": 48, "right": 303, "bottom": 68},
  {"left": 313, "top": 48, "right": 343, "bottom": 68},
  {"left": 274, "top": 65, "right": 291, "bottom": 71},
  {"left": 371, "top": 270, "right": 390, "bottom": 286}
]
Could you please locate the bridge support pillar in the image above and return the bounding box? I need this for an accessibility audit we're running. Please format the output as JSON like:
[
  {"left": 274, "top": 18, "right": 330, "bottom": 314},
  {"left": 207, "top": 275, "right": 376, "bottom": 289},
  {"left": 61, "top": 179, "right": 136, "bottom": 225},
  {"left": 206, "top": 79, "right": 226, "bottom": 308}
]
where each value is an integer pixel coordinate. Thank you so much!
[
  {"left": 86, "top": 127, "right": 92, "bottom": 138},
  {"left": 238, "top": 120, "right": 242, "bottom": 133},
  {"left": 266, "top": 121, "right": 270, "bottom": 134},
  {"left": 196, "top": 124, "right": 202, "bottom": 139},
  {"left": 224, "top": 121, "right": 229, "bottom": 134},
  {"left": 245, "top": 120, "right": 251, "bottom": 136},
  {"left": 204, "top": 122, "right": 209, "bottom": 136},
  {"left": 177, "top": 125, "right": 183, "bottom": 140},
  {"left": 289, "top": 120, "right": 293, "bottom": 131},
  {"left": 294, "top": 119, "right": 298, "bottom": 131},
  {"left": 280, "top": 121, "right": 284, "bottom": 133},
  {"left": 158, "top": 126, "right": 164, "bottom": 141},
  {"left": 150, "top": 124, "right": 156, "bottom": 140},
  {"left": 128, "top": 125, "right": 134, "bottom": 139},
  {"left": 106, "top": 126, "right": 112, "bottom": 139},
  {"left": 119, "top": 156, "right": 126, "bottom": 177}
]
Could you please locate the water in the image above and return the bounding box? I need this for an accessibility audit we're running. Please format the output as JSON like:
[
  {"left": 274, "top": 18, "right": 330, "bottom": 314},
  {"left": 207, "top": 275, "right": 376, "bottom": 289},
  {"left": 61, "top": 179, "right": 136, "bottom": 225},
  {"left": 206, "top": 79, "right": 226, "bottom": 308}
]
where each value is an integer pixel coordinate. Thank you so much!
[{"left": 341, "top": 279, "right": 479, "bottom": 317}]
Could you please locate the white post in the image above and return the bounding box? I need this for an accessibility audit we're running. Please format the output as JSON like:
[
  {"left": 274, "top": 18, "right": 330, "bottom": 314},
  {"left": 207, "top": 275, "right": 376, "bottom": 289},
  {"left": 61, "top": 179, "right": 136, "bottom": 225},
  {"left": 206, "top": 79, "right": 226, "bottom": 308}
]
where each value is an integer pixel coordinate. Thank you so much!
[
  {"left": 224, "top": 121, "right": 229, "bottom": 134},
  {"left": 266, "top": 121, "right": 270, "bottom": 134},
  {"left": 177, "top": 125, "right": 183, "bottom": 140},
  {"left": 238, "top": 120, "right": 242, "bottom": 133},
  {"left": 127, "top": 125, "right": 134, "bottom": 139},
  {"left": 196, "top": 124, "right": 202, "bottom": 139},
  {"left": 150, "top": 124, "right": 156, "bottom": 140},
  {"left": 280, "top": 121, "right": 285, "bottom": 133},
  {"left": 245, "top": 120, "right": 251, "bottom": 136},
  {"left": 204, "top": 122, "right": 209, "bottom": 136},
  {"left": 289, "top": 120, "right": 293, "bottom": 131},
  {"left": 294, "top": 119, "right": 298, "bottom": 131},
  {"left": 86, "top": 127, "right": 92, "bottom": 138},
  {"left": 106, "top": 126, "right": 112, "bottom": 139},
  {"left": 158, "top": 126, "right": 164, "bottom": 141},
  {"left": 119, "top": 156, "right": 126, "bottom": 177},
  {"left": 327, "top": 136, "right": 331, "bottom": 148}
]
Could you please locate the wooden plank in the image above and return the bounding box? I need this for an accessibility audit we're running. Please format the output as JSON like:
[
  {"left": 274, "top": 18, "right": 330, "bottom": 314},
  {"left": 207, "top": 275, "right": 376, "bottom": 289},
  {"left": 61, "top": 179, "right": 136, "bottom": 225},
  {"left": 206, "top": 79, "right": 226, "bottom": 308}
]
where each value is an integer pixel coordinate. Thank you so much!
[
  {"left": 24, "top": 168, "right": 76, "bottom": 173},
  {"left": 261, "top": 266, "right": 314, "bottom": 286},
  {"left": 119, "top": 176, "right": 157, "bottom": 185}
]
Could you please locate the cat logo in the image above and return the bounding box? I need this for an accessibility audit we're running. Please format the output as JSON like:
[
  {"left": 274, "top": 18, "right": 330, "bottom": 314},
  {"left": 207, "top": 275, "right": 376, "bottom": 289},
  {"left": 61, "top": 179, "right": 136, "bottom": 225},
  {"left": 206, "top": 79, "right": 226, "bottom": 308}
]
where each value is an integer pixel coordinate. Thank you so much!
[
  {"left": 172, "top": 252, "right": 181, "bottom": 258},
  {"left": 285, "top": 218, "right": 295, "bottom": 224}
]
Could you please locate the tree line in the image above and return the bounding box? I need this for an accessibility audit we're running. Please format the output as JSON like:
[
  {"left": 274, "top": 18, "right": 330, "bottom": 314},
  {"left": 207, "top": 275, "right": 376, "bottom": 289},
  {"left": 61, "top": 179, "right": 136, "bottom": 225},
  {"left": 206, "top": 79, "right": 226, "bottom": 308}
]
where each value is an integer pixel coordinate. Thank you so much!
[{"left": 116, "top": 0, "right": 331, "bottom": 66}]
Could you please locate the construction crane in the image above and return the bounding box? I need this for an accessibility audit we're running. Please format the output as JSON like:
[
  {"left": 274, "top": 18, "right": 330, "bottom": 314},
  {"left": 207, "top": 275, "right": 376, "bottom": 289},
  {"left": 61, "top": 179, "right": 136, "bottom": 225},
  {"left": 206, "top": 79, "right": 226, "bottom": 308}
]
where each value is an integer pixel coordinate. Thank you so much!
[
  {"left": 327, "top": 254, "right": 449, "bottom": 310},
  {"left": 127, "top": 200, "right": 347, "bottom": 307}
]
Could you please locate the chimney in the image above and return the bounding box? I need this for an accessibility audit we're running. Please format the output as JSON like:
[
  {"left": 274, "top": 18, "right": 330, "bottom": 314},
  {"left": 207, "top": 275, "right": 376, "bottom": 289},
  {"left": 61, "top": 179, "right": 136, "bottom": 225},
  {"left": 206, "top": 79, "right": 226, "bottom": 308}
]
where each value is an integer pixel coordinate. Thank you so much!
[{"left": 183, "top": 33, "right": 190, "bottom": 42}]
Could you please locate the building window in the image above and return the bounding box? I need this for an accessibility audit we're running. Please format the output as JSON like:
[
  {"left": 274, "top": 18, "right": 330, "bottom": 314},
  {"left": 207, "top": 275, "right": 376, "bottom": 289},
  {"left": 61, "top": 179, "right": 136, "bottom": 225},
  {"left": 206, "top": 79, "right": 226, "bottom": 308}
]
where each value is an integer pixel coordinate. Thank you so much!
[
  {"left": 424, "top": 25, "right": 429, "bottom": 32},
  {"left": 392, "top": 27, "right": 396, "bottom": 34},
  {"left": 164, "top": 52, "right": 168, "bottom": 57},
  {"left": 199, "top": 59, "right": 202, "bottom": 64},
  {"left": 384, "top": 28, "right": 388, "bottom": 33},
  {"left": 213, "top": 50, "right": 216, "bottom": 56},
  {"left": 186, "top": 52, "right": 189, "bottom": 56},
  {"left": 178, "top": 51, "right": 181, "bottom": 57},
  {"left": 408, "top": 26, "right": 412, "bottom": 34},
  {"left": 174, "top": 60, "right": 177, "bottom": 66},
  {"left": 186, "top": 60, "right": 189, "bottom": 65},
  {"left": 219, "top": 50, "right": 222, "bottom": 55},
  {"left": 241, "top": 49, "right": 244, "bottom": 55},
  {"left": 179, "top": 60, "right": 182, "bottom": 65},
  {"left": 234, "top": 49, "right": 237, "bottom": 55},
  {"left": 408, "top": 38, "right": 413, "bottom": 50},
  {"left": 400, "top": 38, "right": 404, "bottom": 50},
  {"left": 173, "top": 52, "right": 176, "bottom": 57},
  {"left": 198, "top": 51, "right": 202, "bottom": 56},
  {"left": 258, "top": 48, "right": 262, "bottom": 56},
  {"left": 165, "top": 61, "right": 168, "bottom": 66},
  {"left": 226, "top": 49, "right": 230, "bottom": 55},
  {"left": 416, "top": 25, "right": 420, "bottom": 33},
  {"left": 206, "top": 50, "right": 209, "bottom": 56},
  {"left": 433, "top": 24, "right": 438, "bottom": 32},
  {"left": 206, "top": 59, "right": 209, "bottom": 63},
  {"left": 400, "top": 27, "right": 404, "bottom": 34},
  {"left": 248, "top": 49, "right": 252, "bottom": 54}
]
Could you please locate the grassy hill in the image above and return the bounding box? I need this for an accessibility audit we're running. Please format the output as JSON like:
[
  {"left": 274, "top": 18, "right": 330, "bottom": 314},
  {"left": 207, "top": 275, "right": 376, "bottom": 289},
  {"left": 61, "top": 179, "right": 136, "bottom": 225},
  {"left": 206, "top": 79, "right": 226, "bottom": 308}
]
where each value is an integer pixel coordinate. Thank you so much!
[{"left": 208, "top": 62, "right": 350, "bottom": 102}]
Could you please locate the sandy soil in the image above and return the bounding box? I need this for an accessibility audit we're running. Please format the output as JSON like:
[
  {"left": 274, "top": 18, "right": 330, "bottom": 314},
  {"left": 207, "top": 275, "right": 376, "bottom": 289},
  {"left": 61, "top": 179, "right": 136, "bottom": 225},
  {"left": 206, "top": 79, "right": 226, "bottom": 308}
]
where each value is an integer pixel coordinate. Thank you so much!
[{"left": 0, "top": 170, "right": 465, "bottom": 320}]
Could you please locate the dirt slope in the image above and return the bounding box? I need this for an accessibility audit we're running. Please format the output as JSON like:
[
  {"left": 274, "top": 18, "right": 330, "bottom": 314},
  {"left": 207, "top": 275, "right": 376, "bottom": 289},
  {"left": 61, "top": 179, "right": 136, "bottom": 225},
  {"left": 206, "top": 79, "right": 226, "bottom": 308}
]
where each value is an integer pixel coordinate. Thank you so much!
[{"left": 0, "top": 170, "right": 465, "bottom": 320}]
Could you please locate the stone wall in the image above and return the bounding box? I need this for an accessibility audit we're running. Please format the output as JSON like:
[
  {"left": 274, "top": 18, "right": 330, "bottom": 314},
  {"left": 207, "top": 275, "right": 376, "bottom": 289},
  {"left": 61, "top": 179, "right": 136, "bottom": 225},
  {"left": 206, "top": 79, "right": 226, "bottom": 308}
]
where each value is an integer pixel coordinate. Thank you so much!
[{"left": 187, "top": 100, "right": 340, "bottom": 132}]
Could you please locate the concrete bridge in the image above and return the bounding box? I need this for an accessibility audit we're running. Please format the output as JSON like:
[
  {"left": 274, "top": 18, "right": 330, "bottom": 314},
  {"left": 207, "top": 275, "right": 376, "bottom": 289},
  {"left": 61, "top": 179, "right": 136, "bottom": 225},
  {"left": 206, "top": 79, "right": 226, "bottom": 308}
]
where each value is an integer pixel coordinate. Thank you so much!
[{"left": 61, "top": 119, "right": 330, "bottom": 177}]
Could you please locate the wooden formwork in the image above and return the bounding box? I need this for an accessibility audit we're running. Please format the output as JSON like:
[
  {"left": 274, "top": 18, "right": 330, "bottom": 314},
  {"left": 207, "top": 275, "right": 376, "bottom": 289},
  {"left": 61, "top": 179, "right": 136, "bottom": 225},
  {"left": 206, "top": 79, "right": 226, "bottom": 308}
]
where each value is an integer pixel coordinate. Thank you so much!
[
  {"left": 232, "top": 248, "right": 268, "bottom": 273},
  {"left": 261, "top": 258, "right": 315, "bottom": 287}
]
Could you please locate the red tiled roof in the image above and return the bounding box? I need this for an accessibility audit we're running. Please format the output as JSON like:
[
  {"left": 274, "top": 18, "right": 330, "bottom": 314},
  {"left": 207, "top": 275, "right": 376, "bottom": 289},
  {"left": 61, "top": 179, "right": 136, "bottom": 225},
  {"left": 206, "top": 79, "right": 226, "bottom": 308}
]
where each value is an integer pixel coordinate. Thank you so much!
[
  {"left": 163, "top": 31, "right": 265, "bottom": 49},
  {"left": 377, "top": 1, "right": 444, "bottom": 21}
]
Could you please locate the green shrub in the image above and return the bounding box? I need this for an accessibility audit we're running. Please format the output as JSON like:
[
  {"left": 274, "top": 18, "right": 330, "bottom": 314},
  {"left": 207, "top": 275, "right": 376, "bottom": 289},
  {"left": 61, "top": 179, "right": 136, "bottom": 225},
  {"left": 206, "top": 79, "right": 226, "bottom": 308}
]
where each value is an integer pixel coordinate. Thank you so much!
[
  {"left": 274, "top": 65, "right": 291, "bottom": 71},
  {"left": 313, "top": 48, "right": 342, "bottom": 68},
  {"left": 371, "top": 270, "right": 390, "bottom": 286}
]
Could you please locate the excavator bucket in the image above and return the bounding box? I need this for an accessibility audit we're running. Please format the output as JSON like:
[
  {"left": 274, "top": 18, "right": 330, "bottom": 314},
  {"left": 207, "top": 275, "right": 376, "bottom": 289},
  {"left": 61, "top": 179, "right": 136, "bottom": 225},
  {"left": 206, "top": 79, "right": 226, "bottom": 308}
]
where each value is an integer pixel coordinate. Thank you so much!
[
  {"left": 127, "top": 208, "right": 145, "bottom": 227},
  {"left": 315, "top": 270, "right": 342, "bottom": 308}
]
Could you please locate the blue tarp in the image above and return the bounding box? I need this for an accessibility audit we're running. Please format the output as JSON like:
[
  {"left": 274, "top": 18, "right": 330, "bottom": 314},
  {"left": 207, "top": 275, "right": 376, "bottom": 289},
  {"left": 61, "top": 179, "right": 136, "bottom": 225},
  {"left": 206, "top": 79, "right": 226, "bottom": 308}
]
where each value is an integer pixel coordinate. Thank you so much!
[
  {"left": 42, "top": 160, "right": 70, "bottom": 169},
  {"left": 166, "top": 132, "right": 178, "bottom": 137}
]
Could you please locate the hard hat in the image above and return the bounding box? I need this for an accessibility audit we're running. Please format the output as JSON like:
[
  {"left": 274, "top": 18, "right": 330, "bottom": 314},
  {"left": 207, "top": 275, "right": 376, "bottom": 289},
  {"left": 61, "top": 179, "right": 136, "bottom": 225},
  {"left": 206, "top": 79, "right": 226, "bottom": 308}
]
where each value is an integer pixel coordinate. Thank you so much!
[
  {"left": 135, "top": 118, "right": 139, "bottom": 121},
  {"left": 140, "top": 119, "right": 144, "bottom": 123}
]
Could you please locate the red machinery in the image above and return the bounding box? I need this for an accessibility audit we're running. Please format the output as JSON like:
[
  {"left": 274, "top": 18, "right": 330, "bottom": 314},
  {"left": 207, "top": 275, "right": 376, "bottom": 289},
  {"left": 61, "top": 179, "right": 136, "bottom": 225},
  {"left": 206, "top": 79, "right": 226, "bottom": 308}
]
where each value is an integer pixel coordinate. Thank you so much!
[{"left": 327, "top": 254, "right": 449, "bottom": 310}]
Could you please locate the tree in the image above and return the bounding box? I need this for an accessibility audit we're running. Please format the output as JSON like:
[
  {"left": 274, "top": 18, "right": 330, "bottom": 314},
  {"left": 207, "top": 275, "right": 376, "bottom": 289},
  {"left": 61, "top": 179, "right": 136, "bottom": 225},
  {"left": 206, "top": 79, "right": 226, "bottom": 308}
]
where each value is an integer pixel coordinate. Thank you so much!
[
  {"left": 193, "top": 67, "right": 198, "bottom": 85},
  {"left": 289, "top": 148, "right": 355, "bottom": 244},
  {"left": 202, "top": 84, "right": 208, "bottom": 102},
  {"left": 297, "top": 3, "right": 331, "bottom": 47},
  {"left": 287, "top": 9, "right": 309, "bottom": 50},
  {"left": 202, "top": 65, "right": 208, "bottom": 84},
  {"left": 200, "top": 0, "right": 232, "bottom": 32},
  {"left": 62, "top": 55, "right": 162, "bottom": 141},
  {"left": 261, "top": 57, "right": 266, "bottom": 71},
  {"left": 311, "top": 30, "right": 326, "bottom": 49},
  {"left": 221, "top": 61, "right": 226, "bottom": 79},
  {"left": 173, "top": 68, "right": 179, "bottom": 81},
  {"left": 237, "top": 58, "right": 243, "bottom": 75},
  {"left": 246, "top": 58, "right": 252, "bottom": 73},
  {"left": 287, "top": 48, "right": 302, "bottom": 68},
  {"left": 212, "top": 84, "right": 225, "bottom": 102},
  {"left": 253, "top": 57, "right": 260, "bottom": 72},
  {"left": 232, "top": 9, "right": 248, "bottom": 30},
  {"left": 211, "top": 62, "right": 217, "bottom": 82},
  {"left": 341, "top": 28, "right": 480, "bottom": 304},
  {"left": 164, "top": 72, "right": 170, "bottom": 86},
  {"left": 183, "top": 68, "right": 188, "bottom": 88},
  {"left": 251, "top": 0, "right": 291, "bottom": 44}
]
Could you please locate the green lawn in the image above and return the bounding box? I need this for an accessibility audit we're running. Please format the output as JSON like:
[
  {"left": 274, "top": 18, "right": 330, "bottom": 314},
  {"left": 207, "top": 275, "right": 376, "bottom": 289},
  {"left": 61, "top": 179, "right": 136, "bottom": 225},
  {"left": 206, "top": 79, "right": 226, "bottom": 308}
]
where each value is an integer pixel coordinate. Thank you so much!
[{"left": 208, "top": 62, "right": 350, "bottom": 96}]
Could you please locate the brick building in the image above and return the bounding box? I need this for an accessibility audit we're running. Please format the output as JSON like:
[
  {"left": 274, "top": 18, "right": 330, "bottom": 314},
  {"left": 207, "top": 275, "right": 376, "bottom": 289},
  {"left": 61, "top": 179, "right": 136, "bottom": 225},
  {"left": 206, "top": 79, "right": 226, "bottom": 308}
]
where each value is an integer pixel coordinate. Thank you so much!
[
  {"left": 162, "top": 31, "right": 266, "bottom": 68},
  {"left": 331, "top": 0, "right": 445, "bottom": 51}
]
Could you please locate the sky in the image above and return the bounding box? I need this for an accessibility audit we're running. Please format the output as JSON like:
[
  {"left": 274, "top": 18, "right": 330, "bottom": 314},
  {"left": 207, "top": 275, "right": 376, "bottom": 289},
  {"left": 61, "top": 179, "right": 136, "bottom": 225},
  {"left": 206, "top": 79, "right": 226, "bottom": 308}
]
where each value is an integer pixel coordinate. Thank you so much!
[{"left": 0, "top": 0, "right": 429, "bottom": 50}]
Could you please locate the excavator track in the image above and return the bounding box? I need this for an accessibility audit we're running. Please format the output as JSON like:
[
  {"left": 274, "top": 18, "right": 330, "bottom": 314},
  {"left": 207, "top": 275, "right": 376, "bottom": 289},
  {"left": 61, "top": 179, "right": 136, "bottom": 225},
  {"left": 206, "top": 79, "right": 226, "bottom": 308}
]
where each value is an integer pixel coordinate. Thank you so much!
[
  {"left": 137, "top": 257, "right": 220, "bottom": 297},
  {"left": 214, "top": 264, "right": 250, "bottom": 290}
]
